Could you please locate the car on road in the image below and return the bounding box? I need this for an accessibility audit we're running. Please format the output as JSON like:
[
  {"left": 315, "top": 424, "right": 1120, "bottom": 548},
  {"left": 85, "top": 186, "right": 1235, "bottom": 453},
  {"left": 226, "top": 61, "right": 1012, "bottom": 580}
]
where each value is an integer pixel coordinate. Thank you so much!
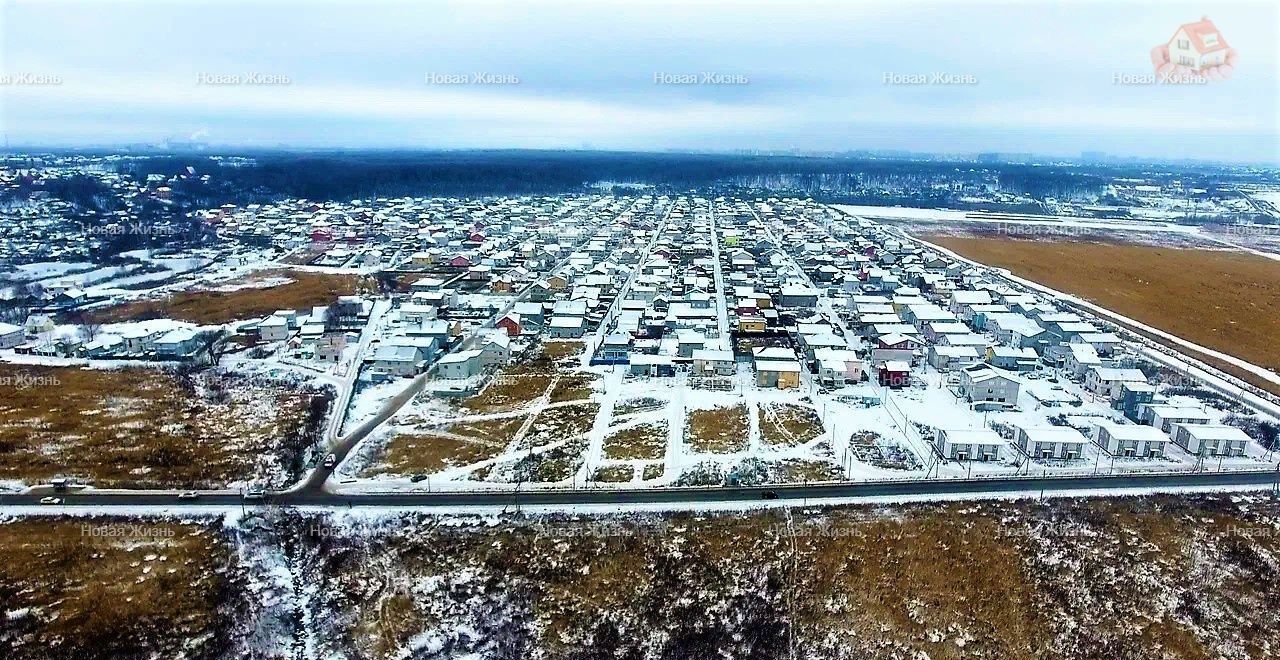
[
  {"left": 761, "top": 491, "right": 779, "bottom": 500},
  {"left": 39, "top": 496, "right": 62, "bottom": 505},
  {"left": 243, "top": 488, "right": 266, "bottom": 500},
  {"left": 323, "top": 453, "right": 338, "bottom": 468},
  {"left": 178, "top": 491, "right": 200, "bottom": 500}
]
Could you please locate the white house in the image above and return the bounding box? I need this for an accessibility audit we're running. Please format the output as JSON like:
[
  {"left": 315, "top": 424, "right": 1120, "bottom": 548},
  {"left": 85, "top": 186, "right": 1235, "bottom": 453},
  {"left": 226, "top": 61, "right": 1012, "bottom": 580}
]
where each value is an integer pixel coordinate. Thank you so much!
[
  {"left": 1156, "top": 16, "right": 1233, "bottom": 74},
  {"left": 957, "top": 365, "right": 1020, "bottom": 404},
  {"left": 814, "top": 348, "right": 865, "bottom": 386},
  {"left": 120, "top": 326, "right": 164, "bottom": 354},
  {"left": 1142, "top": 404, "right": 1212, "bottom": 434},
  {"left": 476, "top": 333, "right": 511, "bottom": 369},
  {"left": 1093, "top": 421, "right": 1169, "bottom": 458},
  {"left": 437, "top": 349, "right": 484, "bottom": 379},
  {"left": 935, "top": 428, "right": 1005, "bottom": 462},
  {"left": 369, "top": 344, "right": 425, "bottom": 378},
  {"left": 928, "top": 345, "right": 980, "bottom": 371},
  {"left": 1170, "top": 423, "right": 1250, "bottom": 457},
  {"left": 0, "top": 322, "right": 23, "bottom": 349},
  {"left": 691, "top": 349, "right": 736, "bottom": 376},
  {"left": 1017, "top": 426, "right": 1088, "bottom": 460},
  {"left": 398, "top": 303, "right": 438, "bottom": 326},
  {"left": 1064, "top": 343, "right": 1102, "bottom": 378},
  {"left": 1085, "top": 367, "right": 1148, "bottom": 400},
  {"left": 24, "top": 314, "right": 55, "bottom": 337},
  {"left": 155, "top": 327, "right": 205, "bottom": 360},
  {"left": 548, "top": 316, "right": 587, "bottom": 339},
  {"left": 258, "top": 315, "right": 291, "bottom": 342}
]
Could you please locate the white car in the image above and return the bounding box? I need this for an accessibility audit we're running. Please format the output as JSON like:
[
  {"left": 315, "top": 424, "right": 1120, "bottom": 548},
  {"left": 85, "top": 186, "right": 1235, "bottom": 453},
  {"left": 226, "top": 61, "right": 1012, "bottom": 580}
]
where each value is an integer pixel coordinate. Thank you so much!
[{"left": 39, "top": 496, "right": 62, "bottom": 505}]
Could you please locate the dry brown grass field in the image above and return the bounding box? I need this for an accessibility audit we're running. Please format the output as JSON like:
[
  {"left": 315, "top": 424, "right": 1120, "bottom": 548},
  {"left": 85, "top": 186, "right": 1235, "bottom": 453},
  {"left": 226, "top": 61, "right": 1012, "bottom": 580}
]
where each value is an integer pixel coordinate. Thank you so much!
[
  {"left": 373, "top": 415, "right": 526, "bottom": 476},
  {"left": 760, "top": 403, "right": 824, "bottom": 447},
  {"left": 92, "top": 269, "right": 372, "bottom": 324},
  {"left": 686, "top": 404, "right": 750, "bottom": 453},
  {"left": 0, "top": 519, "right": 235, "bottom": 660},
  {"left": 929, "top": 235, "right": 1280, "bottom": 388},
  {"left": 312, "top": 496, "right": 1280, "bottom": 660},
  {"left": 0, "top": 364, "right": 321, "bottom": 488},
  {"left": 601, "top": 422, "right": 668, "bottom": 460}
]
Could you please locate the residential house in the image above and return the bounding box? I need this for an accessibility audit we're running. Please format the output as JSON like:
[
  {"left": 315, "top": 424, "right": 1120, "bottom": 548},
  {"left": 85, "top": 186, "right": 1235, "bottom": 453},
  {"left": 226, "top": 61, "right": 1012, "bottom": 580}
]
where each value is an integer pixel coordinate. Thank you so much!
[
  {"left": 259, "top": 315, "right": 291, "bottom": 342},
  {"left": 23, "top": 314, "right": 54, "bottom": 337},
  {"left": 1017, "top": 426, "right": 1087, "bottom": 460},
  {"left": 369, "top": 344, "right": 425, "bottom": 378},
  {"left": 477, "top": 333, "right": 511, "bottom": 369},
  {"left": 629, "top": 354, "right": 675, "bottom": 377},
  {"left": 779, "top": 285, "right": 819, "bottom": 308},
  {"left": 596, "top": 333, "right": 633, "bottom": 363},
  {"left": 316, "top": 333, "right": 347, "bottom": 363},
  {"left": 1093, "top": 421, "right": 1168, "bottom": 458},
  {"left": 928, "top": 345, "right": 980, "bottom": 371},
  {"left": 1171, "top": 424, "right": 1250, "bottom": 457},
  {"left": 1141, "top": 404, "right": 1212, "bottom": 434},
  {"left": 496, "top": 313, "right": 523, "bottom": 337},
  {"left": 877, "top": 360, "right": 911, "bottom": 388},
  {"left": 986, "top": 346, "right": 1039, "bottom": 372},
  {"left": 1085, "top": 367, "right": 1149, "bottom": 400},
  {"left": 814, "top": 348, "right": 864, "bottom": 385},
  {"left": 437, "top": 349, "right": 484, "bottom": 379},
  {"left": 155, "top": 327, "right": 206, "bottom": 360},
  {"left": 1064, "top": 343, "right": 1102, "bottom": 378},
  {"left": 757, "top": 360, "right": 802, "bottom": 389},
  {"left": 935, "top": 428, "right": 1005, "bottom": 462},
  {"left": 0, "top": 322, "right": 23, "bottom": 349},
  {"left": 957, "top": 365, "right": 1020, "bottom": 404},
  {"left": 548, "top": 316, "right": 587, "bottom": 338},
  {"left": 692, "top": 349, "right": 736, "bottom": 376}
]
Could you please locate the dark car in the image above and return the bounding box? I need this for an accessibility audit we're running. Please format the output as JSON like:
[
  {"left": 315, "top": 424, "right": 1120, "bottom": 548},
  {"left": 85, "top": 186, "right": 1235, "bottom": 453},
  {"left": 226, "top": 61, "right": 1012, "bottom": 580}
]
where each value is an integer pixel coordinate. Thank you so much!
[{"left": 761, "top": 491, "right": 779, "bottom": 500}]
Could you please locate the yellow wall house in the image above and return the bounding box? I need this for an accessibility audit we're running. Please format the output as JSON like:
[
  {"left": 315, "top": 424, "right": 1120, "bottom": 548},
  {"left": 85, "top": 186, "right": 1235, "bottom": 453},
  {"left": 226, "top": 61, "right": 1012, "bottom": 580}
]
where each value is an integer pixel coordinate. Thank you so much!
[
  {"left": 738, "top": 315, "right": 767, "bottom": 333},
  {"left": 757, "top": 361, "right": 802, "bottom": 389}
]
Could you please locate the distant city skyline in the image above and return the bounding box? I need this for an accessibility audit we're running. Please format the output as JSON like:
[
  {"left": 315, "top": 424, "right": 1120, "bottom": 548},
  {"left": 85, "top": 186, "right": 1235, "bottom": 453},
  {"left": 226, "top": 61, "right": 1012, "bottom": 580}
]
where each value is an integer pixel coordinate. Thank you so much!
[{"left": 1, "top": 0, "right": 1277, "bottom": 163}]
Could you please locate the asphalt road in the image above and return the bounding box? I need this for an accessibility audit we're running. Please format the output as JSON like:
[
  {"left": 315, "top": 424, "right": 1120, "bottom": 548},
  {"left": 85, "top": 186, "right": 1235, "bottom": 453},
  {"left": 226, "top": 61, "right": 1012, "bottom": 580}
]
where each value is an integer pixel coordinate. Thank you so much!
[{"left": 6, "top": 469, "right": 1278, "bottom": 509}]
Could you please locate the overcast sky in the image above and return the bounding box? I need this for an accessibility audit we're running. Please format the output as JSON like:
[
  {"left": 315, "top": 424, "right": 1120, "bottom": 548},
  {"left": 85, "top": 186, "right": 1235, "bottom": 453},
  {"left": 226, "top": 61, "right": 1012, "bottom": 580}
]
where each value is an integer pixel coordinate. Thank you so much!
[{"left": 1, "top": 0, "right": 1277, "bottom": 162}]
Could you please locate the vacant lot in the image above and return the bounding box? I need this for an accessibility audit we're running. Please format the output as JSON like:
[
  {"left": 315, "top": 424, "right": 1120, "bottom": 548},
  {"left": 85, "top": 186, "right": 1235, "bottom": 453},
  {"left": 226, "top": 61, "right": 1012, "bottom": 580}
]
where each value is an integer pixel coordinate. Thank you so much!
[
  {"left": 373, "top": 415, "right": 526, "bottom": 476},
  {"left": 592, "top": 465, "right": 634, "bottom": 483},
  {"left": 614, "top": 397, "right": 666, "bottom": 417},
  {"left": 0, "top": 364, "right": 327, "bottom": 488},
  {"left": 540, "top": 340, "right": 585, "bottom": 362},
  {"left": 602, "top": 422, "right": 668, "bottom": 460},
  {"left": 760, "top": 403, "right": 824, "bottom": 447},
  {"left": 686, "top": 404, "right": 750, "bottom": 453},
  {"left": 0, "top": 519, "right": 238, "bottom": 660},
  {"left": 461, "top": 367, "right": 553, "bottom": 413},
  {"left": 92, "top": 269, "right": 371, "bottom": 324},
  {"left": 520, "top": 403, "right": 600, "bottom": 450},
  {"left": 930, "top": 236, "right": 1280, "bottom": 376},
  {"left": 548, "top": 372, "right": 598, "bottom": 403},
  {"left": 299, "top": 495, "right": 1280, "bottom": 660}
]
